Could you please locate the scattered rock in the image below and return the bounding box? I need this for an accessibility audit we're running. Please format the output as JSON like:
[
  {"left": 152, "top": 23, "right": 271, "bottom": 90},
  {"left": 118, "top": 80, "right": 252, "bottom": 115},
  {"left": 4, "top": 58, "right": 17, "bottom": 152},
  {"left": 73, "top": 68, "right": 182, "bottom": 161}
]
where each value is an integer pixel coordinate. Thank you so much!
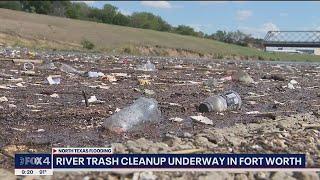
[
  {"left": 270, "top": 172, "right": 295, "bottom": 180},
  {"left": 262, "top": 74, "right": 285, "bottom": 81},
  {"left": 232, "top": 70, "right": 254, "bottom": 84},
  {"left": 199, "top": 172, "right": 233, "bottom": 180},
  {"left": 139, "top": 171, "right": 157, "bottom": 180},
  {"left": 293, "top": 172, "right": 320, "bottom": 180}
]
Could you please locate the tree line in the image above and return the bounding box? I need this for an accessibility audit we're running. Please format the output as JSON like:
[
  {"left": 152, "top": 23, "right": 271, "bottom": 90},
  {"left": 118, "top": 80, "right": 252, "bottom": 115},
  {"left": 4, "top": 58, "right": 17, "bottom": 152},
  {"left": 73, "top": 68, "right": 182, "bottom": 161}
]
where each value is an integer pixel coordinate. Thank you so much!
[{"left": 0, "top": 1, "right": 263, "bottom": 48}]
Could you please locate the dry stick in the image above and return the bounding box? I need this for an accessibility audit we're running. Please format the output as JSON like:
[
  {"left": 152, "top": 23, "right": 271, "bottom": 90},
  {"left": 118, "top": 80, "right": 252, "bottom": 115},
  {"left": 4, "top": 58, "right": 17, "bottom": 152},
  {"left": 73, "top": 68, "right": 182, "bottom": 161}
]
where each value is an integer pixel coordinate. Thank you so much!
[
  {"left": 82, "top": 90, "right": 89, "bottom": 107},
  {"left": 170, "top": 148, "right": 207, "bottom": 154}
]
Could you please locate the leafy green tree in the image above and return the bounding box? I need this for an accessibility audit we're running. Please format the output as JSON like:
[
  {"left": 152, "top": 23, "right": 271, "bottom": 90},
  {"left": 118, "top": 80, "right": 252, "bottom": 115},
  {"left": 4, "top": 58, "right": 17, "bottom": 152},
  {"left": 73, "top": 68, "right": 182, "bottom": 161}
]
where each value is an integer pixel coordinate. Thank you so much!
[
  {"left": 174, "top": 25, "right": 198, "bottom": 36},
  {"left": 101, "top": 4, "right": 117, "bottom": 24},
  {"left": 0, "top": 1, "right": 22, "bottom": 10},
  {"left": 130, "top": 12, "right": 171, "bottom": 31},
  {"left": 66, "top": 2, "right": 90, "bottom": 20},
  {"left": 113, "top": 13, "right": 130, "bottom": 26},
  {"left": 50, "top": 1, "right": 71, "bottom": 17},
  {"left": 20, "top": 1, "right": 52, "bottom": 14}
]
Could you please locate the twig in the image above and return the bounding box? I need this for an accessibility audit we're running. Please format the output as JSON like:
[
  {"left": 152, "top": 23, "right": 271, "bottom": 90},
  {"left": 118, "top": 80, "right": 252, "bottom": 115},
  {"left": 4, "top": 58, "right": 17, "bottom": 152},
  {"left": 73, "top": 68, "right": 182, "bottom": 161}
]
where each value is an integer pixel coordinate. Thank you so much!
[
  {"left": 170, "top": 148, "right": 207, "bottom": 154},
  {"left": 82, "top": 90, "right": 89, "bottom": 107}
]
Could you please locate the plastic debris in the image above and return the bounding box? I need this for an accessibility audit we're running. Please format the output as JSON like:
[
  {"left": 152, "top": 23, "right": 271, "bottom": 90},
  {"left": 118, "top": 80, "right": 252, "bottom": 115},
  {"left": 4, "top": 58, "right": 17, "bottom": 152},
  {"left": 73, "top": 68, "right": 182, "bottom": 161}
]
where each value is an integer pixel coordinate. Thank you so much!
[
  {"left": 135, "top": 60, "right": 156, "bottom": 71},
  {"left": 169, "top": 117, "right": 184, "bottom": 122},
  {"left": 21, "top": 71, "right": 36, "bottom": 76},
  {"left": 47, "top": 75, "right": 61, "bottom": 85},
  {"left": 190, "top": 115, "right": 213, "bottom": 125},
  {"left": 290, "top": 79, "right": 298, "bottom": 85},
  {"left": 138, "top": 79, "right": 151, "bottom": 86},
  {"left": 13, "top": 59, "right": 43, "bottom": 64},
  {"left": 23, "top": 62, "right": 34, "bottom": 71},
  {"left": 246, "top": 111, "right": 260, "bottom": 115},
  {"left": 105, "top": 75, "right": 117, "bottom": 82},
  {"left": 0, "top": 96, "right": 8, "bottom": 102},
  {"left": 59, "top": 63, "right": 83, "bottom": 75},
  {"left": 103, "top": 97, "right": 161, "bottom": 132},
  {"left": 288, "top": 79, "right": 299, "bottom": 89},
  {"left": 40, "top": 62, "right": 56, "bottom": 70},
  {"left": 87, "top": 96, "right": 97, "bottom": 103},
  {"left": 262, "top": 74, "right": 285, "bottom": 81},
  {"left": 86, "top": 71, "right": 105, "bottom": 78},
  {"left": 50, "top": 93, "right": 59, "bottom": 98},
  {"left": 199, "top": 91, "right": 242, "bottom": 112},
  {"left": 144, "top": 89, "right": 155, "bottom": 95}
]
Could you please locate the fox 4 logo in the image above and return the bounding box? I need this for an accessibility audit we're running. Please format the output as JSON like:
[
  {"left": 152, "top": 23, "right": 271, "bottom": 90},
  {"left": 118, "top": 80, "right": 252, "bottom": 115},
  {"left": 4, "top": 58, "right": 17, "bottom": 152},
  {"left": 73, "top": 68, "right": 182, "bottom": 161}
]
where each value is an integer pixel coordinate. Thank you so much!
[{"left": 19, "top": 156, "right": 50, "bottom": 166}]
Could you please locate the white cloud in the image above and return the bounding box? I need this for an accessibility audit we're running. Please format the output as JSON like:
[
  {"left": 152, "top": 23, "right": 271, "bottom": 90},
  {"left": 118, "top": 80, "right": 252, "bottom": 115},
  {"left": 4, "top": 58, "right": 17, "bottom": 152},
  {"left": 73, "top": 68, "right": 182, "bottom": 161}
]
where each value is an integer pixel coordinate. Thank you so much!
[
  {"left": 73, "top": 1, "right": 95, "bottom": 5},
  {"left": 141, "top": 1, "right": 172, "bottom": 9},
  {"left": 236, "top": 10, "right": 252, "bottom": 21},
  {"left": 239, "top": 22, "right": 279, "bottom": 38}
]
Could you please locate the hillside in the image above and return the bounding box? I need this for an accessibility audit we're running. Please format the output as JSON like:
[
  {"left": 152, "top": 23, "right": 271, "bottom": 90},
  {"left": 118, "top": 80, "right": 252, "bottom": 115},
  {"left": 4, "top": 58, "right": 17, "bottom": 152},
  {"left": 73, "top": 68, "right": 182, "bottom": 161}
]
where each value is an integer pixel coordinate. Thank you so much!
[{"left": 0, "top": 8, "right": 319, "bottom": 61}]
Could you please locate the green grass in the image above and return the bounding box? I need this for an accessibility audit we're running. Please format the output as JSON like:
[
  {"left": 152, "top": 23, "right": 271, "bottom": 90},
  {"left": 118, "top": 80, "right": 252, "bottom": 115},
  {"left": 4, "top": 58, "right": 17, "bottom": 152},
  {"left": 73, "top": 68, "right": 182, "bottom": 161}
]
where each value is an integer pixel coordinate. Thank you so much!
[{"left": 0, "top": 8, "right": 319, "bottom": 62}]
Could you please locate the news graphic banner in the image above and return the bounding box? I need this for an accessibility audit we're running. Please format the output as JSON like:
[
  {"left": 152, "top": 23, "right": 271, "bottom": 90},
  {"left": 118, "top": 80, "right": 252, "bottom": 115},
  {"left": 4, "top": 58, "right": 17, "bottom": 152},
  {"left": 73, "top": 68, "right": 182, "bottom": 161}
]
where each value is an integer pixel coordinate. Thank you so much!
[{"left": 15, "top": 147, "right": 306, "bottom": 175}]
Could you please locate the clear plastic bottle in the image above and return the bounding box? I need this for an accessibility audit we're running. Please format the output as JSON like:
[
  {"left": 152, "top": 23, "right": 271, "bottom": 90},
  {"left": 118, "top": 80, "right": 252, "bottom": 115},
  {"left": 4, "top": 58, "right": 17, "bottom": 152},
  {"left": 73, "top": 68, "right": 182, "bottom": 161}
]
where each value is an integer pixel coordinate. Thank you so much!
[
  {"left": 199, "top": 91, "right": 242, "bottom": 112},
  {"left": 103, "top": 97, "right": 161, "bottom": 132}
]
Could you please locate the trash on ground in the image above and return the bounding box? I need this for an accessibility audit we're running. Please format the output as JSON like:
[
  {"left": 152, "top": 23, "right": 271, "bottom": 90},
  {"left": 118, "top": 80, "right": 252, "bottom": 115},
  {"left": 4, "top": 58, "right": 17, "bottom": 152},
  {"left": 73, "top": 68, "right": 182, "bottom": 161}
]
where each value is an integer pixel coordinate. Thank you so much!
[
  {"left": 287, "top": 79, "right": 300, "bottom": 89},
  {"left": 50, "top": 93, "right": 59, "bottom": 98},
  {"left": 47, "top": 75, "right": 61, "bottom": 85},
  {"left": 12, "top": 58, "right": 43, "bottom": 64},
  {"left": 0, "top": 85, "right": 11, "bottom": 90},
  {"left": 144, "top": 89, "right": 155, "bottom": 95},
  {"left": 23, "top": 62, "right": 34, "bottom": 71},
  {"left": 111, "top": 73, "right": 129, "bottom": 77},
  {"left": 81, "top": 95, "right": 103, "bottom": 104},
  {"left": 87, "top": 96, "right": 97, "bottom": 103},
  {"left": 199, "top": 91, "right": 242, "bottom": 112},
  {"left": 190, "top": 115, "right": 213, "bottom": 125},
  {"left": 0, "top": 96, "right": 8, "bottom": 102},
  {"left": 103, "top": 97, "right": 161, "bottom": 133},
  {"left": 135, "top": 60, "right": 156, "bottom": 71},
  {"left": 21, "top": 70, "right": 36, "bottom": 76},
  {"left": 220, "top": 76, "right": 232, "bottom": 81},
  {"left": 138, "top": 79, "right": 151, "bottom": 86},
  {"left": 103, "top": 75, "right": 117, "bottom": 82},
  {"left": 246, "top": 111, "right": 260, "bottom": 115},
  {"left": 86, "top": 71, "right": 105, "bottom": 78},
  {"left": 59, "top": 63, "right": 83, "bottom": 75},
  {"left": 262, "top": 74, "right": 285, "bottom": 81},
  {"left": 40, "top": 62, "right": 56, "bottom": 70},
  {"left": 169, "top": 117, "right": 184, "bottom": 122}
]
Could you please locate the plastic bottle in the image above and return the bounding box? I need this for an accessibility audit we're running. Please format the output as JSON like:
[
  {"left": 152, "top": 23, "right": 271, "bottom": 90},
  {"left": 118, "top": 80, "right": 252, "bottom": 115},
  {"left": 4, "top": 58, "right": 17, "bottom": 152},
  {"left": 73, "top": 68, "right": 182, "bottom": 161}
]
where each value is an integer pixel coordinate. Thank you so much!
[
  {"left": 103, "top": 97, "right": 161, "bottom": 132},
  {"left": 135, "top": 61, "right": 156, "bottom": 71},
  {"left": 199, "top": 91, "right": 242, "bottom": 112}
]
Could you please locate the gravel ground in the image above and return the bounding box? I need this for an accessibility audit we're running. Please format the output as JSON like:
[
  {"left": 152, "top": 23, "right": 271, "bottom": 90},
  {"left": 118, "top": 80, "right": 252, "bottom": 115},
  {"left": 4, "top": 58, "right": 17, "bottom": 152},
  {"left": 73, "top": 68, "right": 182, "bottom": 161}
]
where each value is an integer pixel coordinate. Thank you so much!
[{"left": 0, "top": 47, "right": 319, "bottom": 179}]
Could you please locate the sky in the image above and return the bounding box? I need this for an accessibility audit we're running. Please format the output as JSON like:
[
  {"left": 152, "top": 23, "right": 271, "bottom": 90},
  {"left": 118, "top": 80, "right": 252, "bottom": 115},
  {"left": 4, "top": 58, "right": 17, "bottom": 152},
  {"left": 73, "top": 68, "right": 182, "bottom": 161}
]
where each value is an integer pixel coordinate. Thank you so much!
[{"left": 79, "top": 1, "right": 320, "bottom": 38}]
